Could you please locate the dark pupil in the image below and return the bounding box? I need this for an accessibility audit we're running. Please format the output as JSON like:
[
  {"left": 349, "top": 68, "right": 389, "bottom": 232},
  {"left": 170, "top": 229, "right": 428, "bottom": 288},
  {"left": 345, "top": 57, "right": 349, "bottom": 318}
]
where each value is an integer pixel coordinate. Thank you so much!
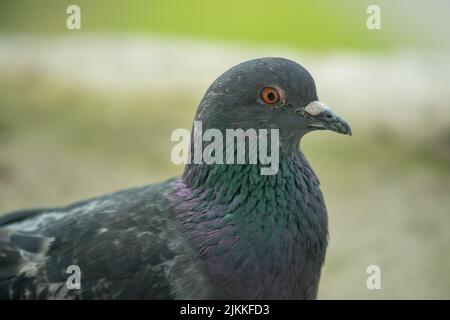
[{"left": 267, "top": 91, "right": 276, "bottom": 101}]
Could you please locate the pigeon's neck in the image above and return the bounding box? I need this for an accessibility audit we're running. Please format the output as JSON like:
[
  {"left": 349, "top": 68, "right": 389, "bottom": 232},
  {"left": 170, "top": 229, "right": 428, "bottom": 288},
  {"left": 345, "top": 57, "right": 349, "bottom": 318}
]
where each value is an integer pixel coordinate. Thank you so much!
[
  {"left": 173, "top": 143, "right": 328, "bottom": 299},
  {"left": 181, "top": 136, "right": 299, "bottom": 190},
  {"left": 178, "top": 142, "right": 320, "bottom": 225}
]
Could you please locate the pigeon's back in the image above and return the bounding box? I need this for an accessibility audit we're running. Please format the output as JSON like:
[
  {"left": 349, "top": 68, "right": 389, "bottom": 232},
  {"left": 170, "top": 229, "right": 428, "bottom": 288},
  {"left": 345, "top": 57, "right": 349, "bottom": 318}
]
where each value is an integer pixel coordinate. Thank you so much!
[{"left": 0, "top": 178, "right": 212, "bottom": 299}]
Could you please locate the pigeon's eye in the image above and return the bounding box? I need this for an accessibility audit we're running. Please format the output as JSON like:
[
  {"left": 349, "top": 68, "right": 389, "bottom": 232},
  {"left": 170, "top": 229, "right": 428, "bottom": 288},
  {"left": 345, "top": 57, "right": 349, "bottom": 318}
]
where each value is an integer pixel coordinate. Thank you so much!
[{"left": 261, "top": 87, "right": 282, "bottom": 105}]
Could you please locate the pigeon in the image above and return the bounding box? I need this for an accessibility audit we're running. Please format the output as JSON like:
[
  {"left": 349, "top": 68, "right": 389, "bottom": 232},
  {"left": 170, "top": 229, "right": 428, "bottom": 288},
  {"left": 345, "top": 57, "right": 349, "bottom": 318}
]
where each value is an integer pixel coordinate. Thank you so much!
[{"left": 0, "top": 57, "right": 351, "bottom": 300}]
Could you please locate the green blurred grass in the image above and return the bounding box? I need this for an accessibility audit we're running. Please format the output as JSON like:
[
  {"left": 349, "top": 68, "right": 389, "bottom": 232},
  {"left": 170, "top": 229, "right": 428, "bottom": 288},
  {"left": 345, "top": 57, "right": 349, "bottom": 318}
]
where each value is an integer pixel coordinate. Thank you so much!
[{"left": 0, "top": 0, "right": 400, "bottom": 51}]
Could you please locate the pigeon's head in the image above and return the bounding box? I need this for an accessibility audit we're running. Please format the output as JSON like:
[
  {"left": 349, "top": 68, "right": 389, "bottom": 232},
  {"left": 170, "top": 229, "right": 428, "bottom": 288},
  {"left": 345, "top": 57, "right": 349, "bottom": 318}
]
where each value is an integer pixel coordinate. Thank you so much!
[{"left": 196, "top": 57, "right": 351, "bottom": 141}]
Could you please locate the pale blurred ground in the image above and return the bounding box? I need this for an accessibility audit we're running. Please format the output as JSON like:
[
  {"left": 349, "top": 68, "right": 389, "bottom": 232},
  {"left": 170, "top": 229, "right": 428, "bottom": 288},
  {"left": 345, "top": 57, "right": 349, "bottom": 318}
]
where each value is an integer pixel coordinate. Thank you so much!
[{"left": 0, "top": 36, "right": 449, "bottom": 299}]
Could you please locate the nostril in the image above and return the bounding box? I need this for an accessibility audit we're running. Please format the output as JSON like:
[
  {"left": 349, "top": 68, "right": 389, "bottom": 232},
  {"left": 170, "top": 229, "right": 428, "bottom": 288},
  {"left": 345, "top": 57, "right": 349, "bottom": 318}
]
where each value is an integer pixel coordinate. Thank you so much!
[{"left": 325, "top": 114, "right": 333, "bottom": 119}]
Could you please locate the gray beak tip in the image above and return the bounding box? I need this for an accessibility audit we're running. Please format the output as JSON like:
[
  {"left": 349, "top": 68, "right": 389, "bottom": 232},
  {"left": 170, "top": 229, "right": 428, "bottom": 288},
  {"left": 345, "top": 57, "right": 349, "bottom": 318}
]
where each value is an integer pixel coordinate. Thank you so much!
[
  {"left": 342, "top": 123, "right": 352, "bottom": 137},
  {"left": 304, "top": 101, "right": 352, "bottom": 137}
]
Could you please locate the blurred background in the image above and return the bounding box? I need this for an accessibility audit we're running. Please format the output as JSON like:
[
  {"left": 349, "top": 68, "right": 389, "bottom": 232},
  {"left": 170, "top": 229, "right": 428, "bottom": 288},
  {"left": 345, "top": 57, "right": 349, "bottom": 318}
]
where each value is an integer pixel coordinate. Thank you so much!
[{"left": 0, "top": 0, "right": 449, "bottom": 299}]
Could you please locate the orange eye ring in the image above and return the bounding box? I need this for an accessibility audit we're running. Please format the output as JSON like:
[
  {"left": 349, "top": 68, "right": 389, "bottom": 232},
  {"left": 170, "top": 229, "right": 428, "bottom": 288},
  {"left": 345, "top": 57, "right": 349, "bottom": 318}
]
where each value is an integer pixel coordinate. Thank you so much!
[{"left": 261, "top": 87, "right": 282, "bottom": 105}]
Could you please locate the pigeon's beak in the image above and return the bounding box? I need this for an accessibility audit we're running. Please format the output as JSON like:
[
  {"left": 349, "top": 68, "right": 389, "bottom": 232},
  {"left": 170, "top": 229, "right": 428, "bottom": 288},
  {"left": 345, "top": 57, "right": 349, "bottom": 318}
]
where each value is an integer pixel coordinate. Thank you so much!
[{"left": 304, "top": 101, "right": 352, "bottom": 136}]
